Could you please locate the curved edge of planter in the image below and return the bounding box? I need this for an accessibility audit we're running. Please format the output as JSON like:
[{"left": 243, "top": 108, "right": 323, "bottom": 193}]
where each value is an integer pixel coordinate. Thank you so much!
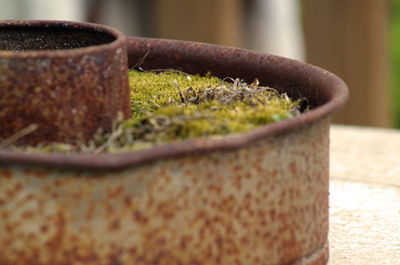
[
  {"left": 0, "top": 20, "right": 127, "bottom": 57},
  {"left": 0, "top": 37, "right": 348, "bottom": 170}
]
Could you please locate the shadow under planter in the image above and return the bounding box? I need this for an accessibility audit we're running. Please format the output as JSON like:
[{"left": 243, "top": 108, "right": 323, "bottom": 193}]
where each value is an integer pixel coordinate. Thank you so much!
[{"left": 0, "top": 27, "right": 348, "bottom": 265}]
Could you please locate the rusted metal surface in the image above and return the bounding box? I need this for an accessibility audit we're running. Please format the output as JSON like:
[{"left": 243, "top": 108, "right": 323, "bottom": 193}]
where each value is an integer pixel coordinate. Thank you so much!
[
  {"left": 0, "top": 35, "right": 349, "bottom": 265},
  {"left": 0, "top": 20, "right": 131, "bottom": 145},
  {"left": 0, "top": 37, "right": 347, "bottom": 169},
  {"left": 1, "top": 119, "right": 330, "bottom": 265}
]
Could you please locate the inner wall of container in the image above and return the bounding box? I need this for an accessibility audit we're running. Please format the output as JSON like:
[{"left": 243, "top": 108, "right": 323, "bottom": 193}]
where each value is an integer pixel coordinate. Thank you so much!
[{"left": 0, "top": 27, "right": 116, "bottom": 51}]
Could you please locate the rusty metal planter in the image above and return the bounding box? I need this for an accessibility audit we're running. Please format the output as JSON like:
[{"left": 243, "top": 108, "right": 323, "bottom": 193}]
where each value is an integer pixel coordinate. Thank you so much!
[{"left": 0, "top": 36, "right": 348, "bottom": 265}]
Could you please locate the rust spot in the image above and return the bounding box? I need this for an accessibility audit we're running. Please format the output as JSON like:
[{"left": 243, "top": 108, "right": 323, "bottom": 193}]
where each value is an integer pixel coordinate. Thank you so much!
[
  {"left": 196, "top": 210, "right": 206, "bottom": 219},
  {"left": 109, "top": 219, "right": 120, "bottom": 231},
  {"left": 1, "top": 211, "right": 9, "bottom": 219},
  {"left": 199, "top": 227, "right": 205, "bottom": 240},
  {"left": 124, "top": 196, "right": 132, "bottom": 207},
  {"left": 256, "top": 181, "right": 263, "bottom": 191},
  {"left": 146, "top": 197, "right": 154, "bottom": 208},
  {"left": 0, "top": 169, "right": 12, "bottom": 179},
  {"left": 5, "top": 189, "right": 17, "bottom": 198},
  {"left": 108, "top": 254, "right": 122, "bottom": 265},
  {"left": 45, "top": 211, "right": 65, "bottom": 255},
  {"left": 234, "top": 180, "right": 242, "bottom": 191},
  {"left": 234, "top": 258, "right": 243, "bottom": 265},
  {"left": 240, "top": 236, "right": 250, "bottom": 245},
  {"left": 105, "top": 203, "right": 115, "bottom": 215},
  {"left": 257, "top": 210, "right": 266, "bottom": 223},
  {"left": 107, "top": 186, "right": 125, "bottom": 199},
  {"left": 254, "top": 164, "right": 263, "bottom": 174},
  {"left": 207, "top": 184, "right": 222, "bottom": 194},
  {"left": 269, "top": 209, "right": 276, "bottom": 219},
  {"left": 180, "top": 235, "right": 193, "bottom": 250},
  {"left": 23, "top": 168, "right": 32, "bottom": 175},
  {"left": 280, "top": 238, "right": 303, "bottom": 264},
  {"left": 5, "top": 224, "right": 13, "bottom": 233},
  {"left": 162, "top": 211, "right": 175, "bottom": 220},
  {"left": 14, "top": 182, "right": 23, "bottom": 191},
  {"left": 128, "top": 247, "right": 137, "bottom": 254},
  {"left": 189, "top": 259, "right": 202, "bottom": 265},
  {"left": 233, "top": 164, "right": 243, "bottom": 172},
  {"left": 33, "top": 169, "right": 49, "bottom": 179},
  {"left": 40, "top": 225, "right": 49, "bottom": 233},
  {"left": 254, "top": 229, "right": 261, "bottom": 237},
  {"left": 133, "top": 210, "right": 148, "bottom": 224},
  {"left": 21, "top": 210, "right": 34, "bottom": 219},
  {"left": 242, "top": 221, "right": 250, "bottom": 229},
  {"left": 216, "top": 236, "right": 223, "bottom": 250},
  {"left": 263, "top": 232, "right": 271, "bottom": 239},
  {"left": 248, "top": 209, "right": 255, "bottom": 217},
  {"left": 184, "top": 169, "right": 193, "bottom": 176},
  {"left": 42, "top": 184, "right": 51, "bottom": 193},
  {"left": 53, "top": 179, "right": 64, "bottom": 187},
  {"left": 289, "top": 161, "right": 297, "bottom": 175},
  {"left": 255, "top": 149, "right": 267, "bottom": 158},
  {"left": 156, "top": 237, "right": 166, "bottom": 245}
]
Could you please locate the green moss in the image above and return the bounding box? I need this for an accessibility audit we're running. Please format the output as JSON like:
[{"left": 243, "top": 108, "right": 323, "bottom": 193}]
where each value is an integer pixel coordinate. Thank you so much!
[
  {"left": 3, "top": 70, "right": 307, "bottom": 153},
  {"left": 105, "top": 70, "right": 304, "bottom": 151},
  {"left": 129, "top": 70, "right": 224, "bottom": 118}
]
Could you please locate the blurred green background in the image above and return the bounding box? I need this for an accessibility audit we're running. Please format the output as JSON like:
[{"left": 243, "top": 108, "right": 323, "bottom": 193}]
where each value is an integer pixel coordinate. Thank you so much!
[{"left": 390, "top": 0, "right": 400, "bottom": 128}]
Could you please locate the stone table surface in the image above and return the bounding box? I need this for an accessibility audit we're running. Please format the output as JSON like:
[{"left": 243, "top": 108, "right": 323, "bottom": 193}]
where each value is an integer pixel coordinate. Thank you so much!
[{"left": 328, "top": 125, "right": 400, "bottom": 264}]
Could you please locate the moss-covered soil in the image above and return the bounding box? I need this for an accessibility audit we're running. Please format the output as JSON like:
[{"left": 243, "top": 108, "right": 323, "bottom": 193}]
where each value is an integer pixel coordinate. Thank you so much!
[{"left": 2, "top": 70, "right": 308, "bottom": 153}]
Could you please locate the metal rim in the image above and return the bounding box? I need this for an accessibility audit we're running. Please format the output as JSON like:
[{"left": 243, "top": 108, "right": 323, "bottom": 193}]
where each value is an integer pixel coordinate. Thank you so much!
[
  {"left": 0, "top": 37, "right": 349, "bottom": 170},
  {"left": 0, "top": 20, "right": 126, "bottom": 58}
]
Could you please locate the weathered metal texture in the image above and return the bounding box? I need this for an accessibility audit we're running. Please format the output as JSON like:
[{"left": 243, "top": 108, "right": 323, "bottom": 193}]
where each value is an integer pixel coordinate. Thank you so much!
[
  {"left": 0, "top": 20, "right": 131, "bottom": 145},
  {"left": 0, "top": 36, "right": 349, "bottom": 265},
  {"left": 0, "top": 37, "right": 348, "bottom": 169},
  {"left": 0, "top": 119, "right": 329, "bottom": 265}
]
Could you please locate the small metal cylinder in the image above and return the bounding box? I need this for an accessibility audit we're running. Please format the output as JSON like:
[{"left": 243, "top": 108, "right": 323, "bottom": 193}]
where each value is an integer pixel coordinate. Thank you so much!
[{"left": 0, "top": 20, "right": 131, "bottom": 145}]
